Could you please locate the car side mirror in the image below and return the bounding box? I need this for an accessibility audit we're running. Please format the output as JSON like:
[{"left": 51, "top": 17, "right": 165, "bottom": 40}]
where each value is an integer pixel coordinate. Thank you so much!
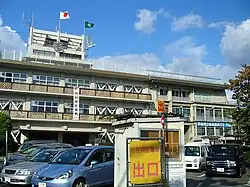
[{"left": 90, "top": 160, "right": 98, "bottom": 168}]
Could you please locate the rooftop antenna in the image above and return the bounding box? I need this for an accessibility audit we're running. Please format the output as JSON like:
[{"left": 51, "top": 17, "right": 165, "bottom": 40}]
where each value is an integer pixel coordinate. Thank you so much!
[{"left": 22, "top": 12, "right": 34, "bottom": 32}]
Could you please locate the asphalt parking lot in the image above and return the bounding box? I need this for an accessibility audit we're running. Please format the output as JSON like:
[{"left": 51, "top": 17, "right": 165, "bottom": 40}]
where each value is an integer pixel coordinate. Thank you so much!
[{"left": 187, "top": 170, "right": 250, "bottom": 187}]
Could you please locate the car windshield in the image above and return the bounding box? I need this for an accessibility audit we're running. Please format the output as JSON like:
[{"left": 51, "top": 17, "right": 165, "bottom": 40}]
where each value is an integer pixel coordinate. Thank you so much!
[
  {"left": 18, "top": 143, "right": 32, "bottom": 152},
  {"left": 185, "top": 146, "right": 200, "bottom": 156},
  {"left": 51, "top": 149, "right": 91, "bottom": 165},
  {"left": 209, "top": 145, "right": 236, "bottom": 156},
  {"left": 22, "top": 146, "right": 39, "bottom": 154},
  {"left": 28, "top": 148, "right": 44, "bottom": 158},
  {"left": 29, "top": 150, "right": 59, "bottom": 162}
]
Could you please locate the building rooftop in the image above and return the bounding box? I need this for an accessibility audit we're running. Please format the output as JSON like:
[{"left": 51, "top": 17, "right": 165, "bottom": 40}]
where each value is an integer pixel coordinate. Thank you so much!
[{"left": 0, "top": 53, "right": 226, "bottom": 89}]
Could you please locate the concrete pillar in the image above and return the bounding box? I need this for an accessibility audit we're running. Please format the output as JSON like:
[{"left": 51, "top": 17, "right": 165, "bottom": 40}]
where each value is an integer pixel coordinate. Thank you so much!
[
  {"left": 57, "top": 132, "right": 63, "bottom": 143},
  {"left": 27, "top": 71, "right": 33, "bottom": 84},
  {"left": 89, "top": 100, "right": 95, "bottom": 114},
  {"left": 117, "top": 80, "right": 123, "bottom": 92},
  {"left": 60, "top": 73, "right": 65, "bottom": 87},
  {"left": 190, "top": 87, "right": 195, "bottom": 102},
  {"left": 58, "top": 98, "right": 64, "bottom": 113},
  {"left": 25, "top": 95, "right": 31, "bottom": 111},
  {"left": 90, "top": 76, "right": 96, "bottom": 89},
  {"left": 168, "top": 85, "right": 172, "bottom": 100}
]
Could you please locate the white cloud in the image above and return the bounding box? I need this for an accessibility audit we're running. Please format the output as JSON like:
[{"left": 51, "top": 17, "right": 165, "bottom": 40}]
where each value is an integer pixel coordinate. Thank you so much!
[
  {"left": 134, "top": 8, "right": 165, "bottom": 34},
  {"left": 221, "top": 19, "right": 250, "bottom": 67},
  {"left": 0, "top": 15, "right": 27, "bottom": 59},
  {"left": 208, "top": 21, "right": 235, "bottom": 29},
  {"left": 171, "top": 12, "right": 205, "bottom": 32}
]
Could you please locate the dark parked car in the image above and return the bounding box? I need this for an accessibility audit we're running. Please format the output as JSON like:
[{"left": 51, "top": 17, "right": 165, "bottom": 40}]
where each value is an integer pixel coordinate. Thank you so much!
[
  {"left": 17, "top": 140, "right": 57, "bottom": 153},
  {"left": 206, "top": 144, "right": 246, "bottom": 177},
  {"left": 4, "top": 143, "right": 73, "bottom": 166}
]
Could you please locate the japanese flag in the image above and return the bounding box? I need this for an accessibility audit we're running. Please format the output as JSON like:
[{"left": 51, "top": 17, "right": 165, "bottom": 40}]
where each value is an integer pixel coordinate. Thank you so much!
[{"left": 60, "top": 11, "right": 70, "bottom": 20}]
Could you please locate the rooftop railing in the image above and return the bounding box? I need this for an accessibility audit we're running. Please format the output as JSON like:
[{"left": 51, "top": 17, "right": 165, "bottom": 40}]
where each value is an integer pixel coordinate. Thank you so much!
[{"left": 0, "top": 49, "right": 223, "bottom": 84}]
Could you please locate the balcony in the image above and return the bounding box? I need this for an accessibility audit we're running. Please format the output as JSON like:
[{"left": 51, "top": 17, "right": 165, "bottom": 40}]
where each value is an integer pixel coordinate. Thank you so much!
[
  {"left": 1, "top": 110, "right": 114, "bottom": 122},
  {"left": 0, "top": 82, "right": 152, "bottom": 101},
  {"left": 172, "top": 96, "right": 190, "bottom": 102}
]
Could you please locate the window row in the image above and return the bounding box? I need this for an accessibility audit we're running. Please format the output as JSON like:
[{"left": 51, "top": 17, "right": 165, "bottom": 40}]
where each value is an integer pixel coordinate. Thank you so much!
[
  {"left": 30, "top": 100, "right": 146, "bottom": 115},
  {"left": 159, "top": 88, "right": 189, "bottom": 98},
  {"left": 0, "top": 71, "right": 145, "bottom": 93},
  {"left": 197, "top": 126, "right": 232, "bottom": 136},
  {"left": 196, "top": 107, "right": 229, "bottom": 119}
]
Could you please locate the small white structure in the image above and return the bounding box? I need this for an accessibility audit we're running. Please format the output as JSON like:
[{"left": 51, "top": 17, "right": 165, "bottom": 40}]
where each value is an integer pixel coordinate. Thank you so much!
[{"left": 113, "top": 115, "right": 187, "bottom": 187}]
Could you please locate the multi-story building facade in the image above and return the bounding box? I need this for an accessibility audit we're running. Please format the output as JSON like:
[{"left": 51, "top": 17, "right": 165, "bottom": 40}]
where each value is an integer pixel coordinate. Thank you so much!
[{"left": 0, "top": 27, "right": 234, "bottom": 145}]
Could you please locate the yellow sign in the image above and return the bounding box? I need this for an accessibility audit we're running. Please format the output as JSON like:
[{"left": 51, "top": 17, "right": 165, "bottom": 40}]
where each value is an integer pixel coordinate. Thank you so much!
[
  {"left": 156, "top": 99, "right": 165, "bottom": 113},
  {"left": 129, "top": 140, "right": 161, "bottom": 185}
]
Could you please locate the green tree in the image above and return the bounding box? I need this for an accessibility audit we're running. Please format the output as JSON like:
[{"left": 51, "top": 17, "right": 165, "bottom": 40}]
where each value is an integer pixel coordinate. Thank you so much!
[
  {"left": 0, "top": 112, "right": 12, "bottom": 155},
  {"left": 227, "top": 64, "right": 250, "bottom": 137}
]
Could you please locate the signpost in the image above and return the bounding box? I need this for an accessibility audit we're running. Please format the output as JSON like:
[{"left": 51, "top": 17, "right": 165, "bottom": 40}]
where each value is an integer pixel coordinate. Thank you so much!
[
  {"left": 156, "top": 99, "right": 167, "bottom": 186},
  {"left": 129, "top": 140, "right": 162, "bottom": 185}
]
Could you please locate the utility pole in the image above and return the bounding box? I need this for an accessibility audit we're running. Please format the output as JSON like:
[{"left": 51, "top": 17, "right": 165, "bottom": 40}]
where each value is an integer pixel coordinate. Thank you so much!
[{"left": 5, "top": 131, "right": 8, "bottom": 159}]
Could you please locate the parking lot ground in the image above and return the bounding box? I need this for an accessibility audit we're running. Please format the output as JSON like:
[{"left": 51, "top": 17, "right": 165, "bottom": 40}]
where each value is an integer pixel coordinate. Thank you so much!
[{"left": 187, "top": 169, "right": 250, "bottom": 187}]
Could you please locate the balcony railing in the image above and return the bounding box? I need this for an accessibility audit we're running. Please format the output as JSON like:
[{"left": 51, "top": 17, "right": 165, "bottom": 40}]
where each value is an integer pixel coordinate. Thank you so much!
[
  {"left": 1, "top": 110, "right": 114, "bottom": 122},
  {"left": 172, "top": 96, "right": 190, "bottom": 102},
  {"left": 0, "top": 81, "right": 152, "bottom": 101}
]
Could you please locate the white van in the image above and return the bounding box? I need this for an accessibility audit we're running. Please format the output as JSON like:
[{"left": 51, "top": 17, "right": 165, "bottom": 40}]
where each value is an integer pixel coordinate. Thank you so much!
[{"left": 185, "top": 142, "right": 209, "bottom": 172}]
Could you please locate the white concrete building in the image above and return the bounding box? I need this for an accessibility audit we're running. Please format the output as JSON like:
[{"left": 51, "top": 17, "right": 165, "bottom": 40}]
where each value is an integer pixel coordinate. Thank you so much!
[{"left": 0, "top": 27, "right": 235, "bottom": 145}]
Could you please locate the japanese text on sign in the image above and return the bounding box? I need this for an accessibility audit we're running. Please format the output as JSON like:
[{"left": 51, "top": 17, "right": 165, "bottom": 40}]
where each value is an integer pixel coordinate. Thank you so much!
[{"left": 129, "top": 140, "right": 162, "bottom": 185}]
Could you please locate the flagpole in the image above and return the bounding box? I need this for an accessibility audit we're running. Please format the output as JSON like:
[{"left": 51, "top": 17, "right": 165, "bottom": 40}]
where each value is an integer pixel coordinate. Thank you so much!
[
  {"left": 83, "top": 20, "right": 86, "bottom": 59},
  {"left": 58, "top": 13, "right": 61, "bottom": 42}
]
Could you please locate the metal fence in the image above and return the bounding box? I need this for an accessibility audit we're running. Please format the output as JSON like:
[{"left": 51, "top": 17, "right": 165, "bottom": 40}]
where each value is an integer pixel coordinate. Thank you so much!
[{"left": 0, "top": 49, "right": 223, "bottom": 84}]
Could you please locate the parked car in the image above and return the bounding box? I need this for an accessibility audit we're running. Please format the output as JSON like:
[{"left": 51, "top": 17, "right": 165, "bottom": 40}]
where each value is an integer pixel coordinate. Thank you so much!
[
  {"left": 4, "top": 143, "right": 73, "bottom": 166},
  {"left": 1, "top": 149, "right": 66, "bottom": 185},
  {"left": 17, "top": 140, "right": 58, "bottom": 153},
  {"left": 31, "top": 146, "right": 114, "bottom": 187},
  {"left": 185, "top": 142, "right": 209, "bottom": 172},
  {"left": 206, "top": 144, "right": 246, "bottom": 177}
]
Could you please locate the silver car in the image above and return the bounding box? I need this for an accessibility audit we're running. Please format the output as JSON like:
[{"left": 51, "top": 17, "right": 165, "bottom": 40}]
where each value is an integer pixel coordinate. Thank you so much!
[{"left": 1, "top": 148, "right": 66, "bottom": 185}]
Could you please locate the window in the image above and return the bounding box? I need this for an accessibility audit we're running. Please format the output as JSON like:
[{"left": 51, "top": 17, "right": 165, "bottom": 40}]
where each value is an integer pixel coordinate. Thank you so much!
[
  {"left": 104, "top": 149, "right": 114, "bottom": 162},
  {"left": 59, "top": 53, "right": 81, "bottom": 60},
  {"left": 0, "top": 72, "right": 27, "bottom": 83},
  {"left": 207, "top": 127, "right": 214, "bottom": 136},
  {"left": 141, "top": 130, "right": 180, "bottom": 159},
  {"left": 159, "top": 88, "right": 168, "bottom": 96},
  {"left": 206, "top": 107, "right": 213, "bottom": 118},
  {"left": 64, "top": 103, "right": 89, "bottom": 114},
  {"left": 194, "top": 92, "right": 211, "bottom": 101},
  {"left": 197, "top": 126, "right": 205, "bottom": 135},
  {"left": 196, "top": 107, "right": 205, "bottom": 116},
  {"left": 33, "top": 50, "right": 55, "bottom": 57},
  {"left": 31, "top": 100, "right": 59, "bottom": 113},
  {"left": 216, "top": 127, "right": 223, "bottom": 136},
  {"left": 33, "top": 75, "right": 60, "bottom": 86},
  {"left": 215, "top": 108, "right": 222, "bottom": 118},
  {"left": 182, "top": 107, "right": 190, "bottom": 117},
  {"left": 85, "top": 150, "right": 105, "bottom": 166},
  {"left": 172, "top": 89, "right": 189, "bottom": 98},
  {"left": 65, "top": 78, "right": 90, "bottom": 88},
  {"left": 173, "top": 106, "right": 190, "bottom": 117}
]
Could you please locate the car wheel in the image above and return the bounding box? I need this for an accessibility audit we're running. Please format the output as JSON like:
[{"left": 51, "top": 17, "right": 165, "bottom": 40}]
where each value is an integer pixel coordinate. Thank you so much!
[{"left": 73, "top": 178, "right": 87, "bottom": 187}]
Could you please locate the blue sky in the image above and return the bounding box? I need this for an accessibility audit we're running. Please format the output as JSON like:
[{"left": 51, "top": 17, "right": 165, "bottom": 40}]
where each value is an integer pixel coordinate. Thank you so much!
[{"left": 0, "top": 0, "right": 250, "bottom": 83}]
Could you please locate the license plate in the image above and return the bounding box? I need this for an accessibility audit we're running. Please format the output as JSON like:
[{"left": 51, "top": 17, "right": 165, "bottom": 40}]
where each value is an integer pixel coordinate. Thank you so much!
[
  {"left": 217, "top": 168, "right": 224, "bottom": 172},
  {"left": 38, "top": 182, "right": 47, "bottom": 187}
]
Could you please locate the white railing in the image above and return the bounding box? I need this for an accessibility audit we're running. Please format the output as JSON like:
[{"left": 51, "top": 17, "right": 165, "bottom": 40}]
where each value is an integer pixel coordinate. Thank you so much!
[
  {"left": 0, "top": 49, "right": 24, "bottom": 61},
  {"left": 1, "top": 49, "right": 223, "bottom": 84}
]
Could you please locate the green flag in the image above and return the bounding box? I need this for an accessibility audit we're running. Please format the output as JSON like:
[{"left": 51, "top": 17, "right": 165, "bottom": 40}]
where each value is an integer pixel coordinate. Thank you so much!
[{"left": 84, "top": 21, "right": 94, "bottom": 28}]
